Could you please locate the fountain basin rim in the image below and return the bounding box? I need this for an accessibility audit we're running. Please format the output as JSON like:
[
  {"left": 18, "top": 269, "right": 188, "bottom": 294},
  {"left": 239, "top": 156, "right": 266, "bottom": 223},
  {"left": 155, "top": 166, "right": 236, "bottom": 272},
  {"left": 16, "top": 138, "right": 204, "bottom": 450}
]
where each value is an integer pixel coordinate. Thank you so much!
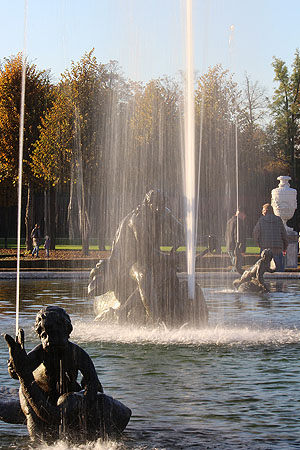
[
  {"left": 0, "top": 271, "right": 300, "bottom": 279},
  {"left": 179, "top": 272, "right": 300, "bottom": 279}
]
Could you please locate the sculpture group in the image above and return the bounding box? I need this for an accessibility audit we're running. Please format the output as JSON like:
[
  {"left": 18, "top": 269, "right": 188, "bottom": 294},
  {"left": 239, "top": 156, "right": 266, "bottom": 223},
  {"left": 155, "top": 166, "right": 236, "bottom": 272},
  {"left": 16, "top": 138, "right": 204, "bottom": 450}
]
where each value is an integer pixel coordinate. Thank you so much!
[
  {"left": 0, "top": 183, "right": 295, "bottom": 444},
  {"left": 0, "top": 189, "right": 211, "bottom": 443},
  {"left": 1, "top": 184, "right": 294, "bottom": 443}
]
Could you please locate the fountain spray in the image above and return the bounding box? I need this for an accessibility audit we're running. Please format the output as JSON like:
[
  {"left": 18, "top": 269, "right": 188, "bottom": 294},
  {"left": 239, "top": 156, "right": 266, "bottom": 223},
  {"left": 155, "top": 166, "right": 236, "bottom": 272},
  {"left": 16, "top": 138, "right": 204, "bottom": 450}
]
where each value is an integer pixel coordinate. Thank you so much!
[
  {"left": 16, "top": 0, "right": 28, "bottom": 337},
  {"left": 229, "top": 24, "right": 240, "bottom": 244},
  {"left": 184, "top": 0, "right": 196, "bottom": 300}
]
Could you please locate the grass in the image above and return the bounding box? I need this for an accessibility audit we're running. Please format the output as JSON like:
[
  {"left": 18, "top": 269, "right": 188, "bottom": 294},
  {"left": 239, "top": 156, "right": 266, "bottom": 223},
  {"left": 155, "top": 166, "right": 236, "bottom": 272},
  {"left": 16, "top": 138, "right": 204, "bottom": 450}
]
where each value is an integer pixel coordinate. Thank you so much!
[
  {"left": 0, "top": 238, "right": 261, "bottom": 254},
  {"left": 54, "top": 244, "right": 110, "bottom": 251}
]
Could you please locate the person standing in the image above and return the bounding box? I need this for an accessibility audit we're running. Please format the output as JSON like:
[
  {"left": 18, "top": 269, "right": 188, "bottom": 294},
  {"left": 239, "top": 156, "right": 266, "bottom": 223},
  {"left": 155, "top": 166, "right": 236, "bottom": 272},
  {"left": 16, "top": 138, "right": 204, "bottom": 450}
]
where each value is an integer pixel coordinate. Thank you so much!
[
  {"left": 253, "top": 203, "right": 288, "bottom": 272},
  {"left": 31, "top": 224, "right": 41, "bottom": 257},
  {"left": 225, "top": 208, "right": 247, "bottom": 273}
]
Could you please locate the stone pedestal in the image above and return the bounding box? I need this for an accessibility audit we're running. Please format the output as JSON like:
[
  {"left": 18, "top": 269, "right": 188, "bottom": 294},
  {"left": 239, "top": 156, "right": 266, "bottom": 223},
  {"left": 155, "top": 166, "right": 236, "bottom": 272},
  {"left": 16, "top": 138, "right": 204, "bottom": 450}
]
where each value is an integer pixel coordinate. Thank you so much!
[
  {"left": 285, "top": 231, "right": 299, "bottom": 268},
  {"left": 271, "top": 175, "right": 299, "bottom": 269}
]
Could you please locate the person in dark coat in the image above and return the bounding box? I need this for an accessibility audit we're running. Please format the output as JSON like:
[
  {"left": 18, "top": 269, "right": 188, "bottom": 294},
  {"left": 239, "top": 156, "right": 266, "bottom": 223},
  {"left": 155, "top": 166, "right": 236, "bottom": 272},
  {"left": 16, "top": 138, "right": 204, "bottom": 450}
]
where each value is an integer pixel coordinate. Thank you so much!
[
  {"left": 253, "top": 203, "right": 288, "bottom": 272},
  {"left": 225, "top": 208, "right": 247, "bottom": 273}
]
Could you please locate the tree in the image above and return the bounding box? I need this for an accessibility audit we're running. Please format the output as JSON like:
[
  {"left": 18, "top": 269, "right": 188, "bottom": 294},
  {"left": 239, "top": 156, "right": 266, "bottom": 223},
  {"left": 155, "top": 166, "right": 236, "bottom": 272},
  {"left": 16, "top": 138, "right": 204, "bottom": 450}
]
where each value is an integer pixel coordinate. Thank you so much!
[
  {"left": 0, "top": 181, "right": 17, "bottom": 248},
  {"left": 33, "top": 50, "right": 113, "bottom": 254},
  {"left": 239, "top": 75, "right": 271, "bottom": 179},
  {"left": 271, "top": 49, "right": 300, "bottom": 180},
  {"left": 194, "top": 65, "right": 241, "bottom": 239},
  {"left": 128, "top": 77, "right": 182, "bottom": 213},
  {"left": 31, "top": 87, "right": 73, "bottom": 248},
  {"left": 240, "top": 74, "right": 267, "bottom": 133},
  {"left": 0, "top": 54, "right": 53, "bottom": 249}
]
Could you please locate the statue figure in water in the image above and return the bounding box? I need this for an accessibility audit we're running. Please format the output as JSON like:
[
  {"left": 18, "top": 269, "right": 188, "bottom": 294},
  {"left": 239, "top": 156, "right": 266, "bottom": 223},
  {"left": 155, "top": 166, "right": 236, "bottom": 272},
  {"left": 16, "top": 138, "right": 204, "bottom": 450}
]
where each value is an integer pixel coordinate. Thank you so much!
[
  {"left": 89, "top": 189, "right": 208, "bottom": 327},
  {"left": 233, "top": 249, "right": 274, "bottom": 293},
  {"left": 1, "top": 306, "right": 131, "bottom": 443}
]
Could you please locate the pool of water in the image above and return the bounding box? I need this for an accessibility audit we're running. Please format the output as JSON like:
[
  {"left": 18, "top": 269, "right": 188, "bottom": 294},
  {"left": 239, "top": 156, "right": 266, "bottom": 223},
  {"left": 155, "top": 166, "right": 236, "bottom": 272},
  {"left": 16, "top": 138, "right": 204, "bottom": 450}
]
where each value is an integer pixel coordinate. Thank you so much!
[{"left": 0, "top": 276, "right": 299, "bottom": 449}]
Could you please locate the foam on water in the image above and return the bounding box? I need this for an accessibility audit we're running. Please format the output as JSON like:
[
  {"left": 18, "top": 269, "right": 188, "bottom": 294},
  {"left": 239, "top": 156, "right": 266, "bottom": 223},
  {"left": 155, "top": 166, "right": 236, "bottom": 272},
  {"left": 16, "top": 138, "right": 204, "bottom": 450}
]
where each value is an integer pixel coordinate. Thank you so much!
[
  {"left": 72, "top": 320, "right": 300, "bottom": 347},
  {"left": 212, "top": 288, "right": 237, "bottom": 294},
  {"left": 34, "top": 439, "right": 123, "bottom": 450}
]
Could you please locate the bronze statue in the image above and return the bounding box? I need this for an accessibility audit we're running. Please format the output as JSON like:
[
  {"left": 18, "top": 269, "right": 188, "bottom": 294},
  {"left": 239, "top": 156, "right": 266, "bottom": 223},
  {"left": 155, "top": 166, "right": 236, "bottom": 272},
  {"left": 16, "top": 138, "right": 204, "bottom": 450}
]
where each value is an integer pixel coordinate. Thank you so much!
[
  {"left": 89, "top": 189, "right": 208, "bottom": 327},
  {"left": 233, "top": 249, "right": 274, "bottom": 293},
  {"left": 1, "top": 306, "right": 131, "bottom": 443}
]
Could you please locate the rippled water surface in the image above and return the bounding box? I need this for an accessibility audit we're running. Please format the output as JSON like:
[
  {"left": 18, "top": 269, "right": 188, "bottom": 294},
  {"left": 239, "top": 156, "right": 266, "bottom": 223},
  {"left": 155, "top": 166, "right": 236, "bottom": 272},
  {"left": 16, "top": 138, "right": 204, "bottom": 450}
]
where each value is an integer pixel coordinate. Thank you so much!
[{"left": 0, "top": 276, "right": 300, "bottom": 449}]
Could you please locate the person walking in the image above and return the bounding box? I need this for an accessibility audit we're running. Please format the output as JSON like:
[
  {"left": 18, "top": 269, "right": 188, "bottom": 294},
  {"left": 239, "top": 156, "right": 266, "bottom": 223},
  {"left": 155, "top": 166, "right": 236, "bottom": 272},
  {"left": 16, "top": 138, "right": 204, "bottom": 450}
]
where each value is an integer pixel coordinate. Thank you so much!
[
  {"left": 225, "top": 208, "right": 247, "bottom": 273},
  {"left": 253, "top": 203, "right": 288, "bottom": 272},
  {"left": 31, "top": 224, "right": 41, "bottom": 258}
]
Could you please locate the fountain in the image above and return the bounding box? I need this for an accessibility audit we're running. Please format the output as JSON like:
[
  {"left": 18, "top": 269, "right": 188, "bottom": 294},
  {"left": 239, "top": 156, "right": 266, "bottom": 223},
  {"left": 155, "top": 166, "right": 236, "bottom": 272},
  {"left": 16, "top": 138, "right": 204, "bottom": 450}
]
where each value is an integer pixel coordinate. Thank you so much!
[
  {"left": 2, "top": 2, "right": 300, "bottom": 449},
  {"left": 86, "top": 1, "right": 209, "bottom": 328}
]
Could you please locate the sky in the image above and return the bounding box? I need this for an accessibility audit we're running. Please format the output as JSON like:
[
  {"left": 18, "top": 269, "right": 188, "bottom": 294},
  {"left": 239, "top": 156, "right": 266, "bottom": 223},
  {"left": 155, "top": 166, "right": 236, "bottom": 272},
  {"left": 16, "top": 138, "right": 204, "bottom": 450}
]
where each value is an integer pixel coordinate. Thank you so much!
[{"left": 1, "top": 0, "right": 300, "bottom": 96}]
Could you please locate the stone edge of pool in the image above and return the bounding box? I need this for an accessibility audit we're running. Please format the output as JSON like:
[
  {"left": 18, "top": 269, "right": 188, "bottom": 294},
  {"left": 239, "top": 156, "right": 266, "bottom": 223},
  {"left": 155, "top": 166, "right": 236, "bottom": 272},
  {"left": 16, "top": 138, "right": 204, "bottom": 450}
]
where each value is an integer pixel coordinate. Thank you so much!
[{"left": 0, "top": 271, "right": 300, "bottom": 279}]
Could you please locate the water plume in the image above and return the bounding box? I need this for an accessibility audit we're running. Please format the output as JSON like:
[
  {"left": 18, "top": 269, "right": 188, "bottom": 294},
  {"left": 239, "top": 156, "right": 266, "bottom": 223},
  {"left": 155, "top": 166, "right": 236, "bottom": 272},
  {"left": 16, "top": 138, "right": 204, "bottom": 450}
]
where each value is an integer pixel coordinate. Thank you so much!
[
  {"left": 16, "top": 0, "right": 28, "bottom": 336},
  {"left": 183, "top": 0, "right": 196, "bottom": 300}
]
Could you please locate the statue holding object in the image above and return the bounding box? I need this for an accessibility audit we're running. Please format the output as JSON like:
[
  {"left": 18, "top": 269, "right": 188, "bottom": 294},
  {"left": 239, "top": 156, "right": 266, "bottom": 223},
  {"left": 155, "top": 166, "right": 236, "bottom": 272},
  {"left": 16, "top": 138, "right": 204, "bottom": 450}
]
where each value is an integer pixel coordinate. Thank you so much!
[{"left": 0, "top": 306, "right": 131, "bottom": 443}]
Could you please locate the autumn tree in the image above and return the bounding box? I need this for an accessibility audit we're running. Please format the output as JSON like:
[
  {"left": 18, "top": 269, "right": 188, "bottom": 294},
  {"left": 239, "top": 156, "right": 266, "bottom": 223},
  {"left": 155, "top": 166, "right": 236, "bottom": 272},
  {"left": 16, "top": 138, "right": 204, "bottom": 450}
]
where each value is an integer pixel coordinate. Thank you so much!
[
  {"left": 0, "top": 54, "right": 53, "bottom": 249},
  {"left": 33, "top": 51, "right": 115, "bottom": 254},
  {"left": 31, "top": 87, "right": 73, "bottom": 247}
]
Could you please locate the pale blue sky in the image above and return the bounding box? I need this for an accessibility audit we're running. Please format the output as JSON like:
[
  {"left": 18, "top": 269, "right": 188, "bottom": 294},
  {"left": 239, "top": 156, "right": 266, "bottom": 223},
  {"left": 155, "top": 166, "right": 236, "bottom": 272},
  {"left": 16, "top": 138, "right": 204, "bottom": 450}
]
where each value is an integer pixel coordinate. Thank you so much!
[{"left": 1, "top": 0, "right": 300, "bottom": 95}]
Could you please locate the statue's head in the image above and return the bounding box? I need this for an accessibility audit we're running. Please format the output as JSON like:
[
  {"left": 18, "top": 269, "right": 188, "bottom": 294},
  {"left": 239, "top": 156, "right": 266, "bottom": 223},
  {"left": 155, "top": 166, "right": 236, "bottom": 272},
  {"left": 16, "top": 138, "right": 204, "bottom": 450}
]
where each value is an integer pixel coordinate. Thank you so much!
[
  {"left": 35, "top": 306, "right": 73, "bottom": 352},
  {"left": 261, "top": 248, "right": 273, "bottom": 262},
  {"left": 143, "top": 189, "right": 166, "bottom": 213}
]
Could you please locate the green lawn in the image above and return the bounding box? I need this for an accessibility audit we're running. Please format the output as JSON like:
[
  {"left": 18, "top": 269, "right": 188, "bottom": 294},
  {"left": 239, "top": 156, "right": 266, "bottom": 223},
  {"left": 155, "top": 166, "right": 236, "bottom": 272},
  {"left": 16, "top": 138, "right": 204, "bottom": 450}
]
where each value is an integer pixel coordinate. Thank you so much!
[{"left": 0, "top": 239, "right": 260, "bottom": 254}]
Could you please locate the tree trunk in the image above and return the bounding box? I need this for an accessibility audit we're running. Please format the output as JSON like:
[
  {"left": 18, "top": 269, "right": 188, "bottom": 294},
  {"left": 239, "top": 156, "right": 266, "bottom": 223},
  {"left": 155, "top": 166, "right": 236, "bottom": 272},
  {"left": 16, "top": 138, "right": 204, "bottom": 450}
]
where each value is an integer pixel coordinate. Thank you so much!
[
  {"left": 25, "top": 183, "right": 34, "bottom": 251},
  {"left": 81, "top": 206, "right": 90, "bottom": 256},
  {"left": 44, "top": 190, "right": 48, "bottom": 236},
  {"left": 82, "top": 230, "right": 89, "bottom": 255},
  {"left": 80, "top": 184, "right": 90, "bottom": 256},
  {"left": 4, "top": 206, "right": 8, "bottom": 249},
  {"left": 43, "top": 187, "right": 56, "bottom": 249},
  {"left": 98, "top": 182, "right": 107, "bottom": 251},
  {"left": 50, "top": 186, "right": 56, "bottom": 249}
]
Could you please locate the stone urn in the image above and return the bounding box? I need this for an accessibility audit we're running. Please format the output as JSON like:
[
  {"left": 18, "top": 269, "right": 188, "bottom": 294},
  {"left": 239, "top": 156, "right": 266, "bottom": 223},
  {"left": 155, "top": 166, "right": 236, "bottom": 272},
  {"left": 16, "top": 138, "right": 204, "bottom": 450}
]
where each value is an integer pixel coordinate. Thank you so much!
[
  {"left": 271, "top": 176, "right": 297, "bottom": 230},
  {"left": 271, "top": 176, "right": 298, "bottom": 268}
]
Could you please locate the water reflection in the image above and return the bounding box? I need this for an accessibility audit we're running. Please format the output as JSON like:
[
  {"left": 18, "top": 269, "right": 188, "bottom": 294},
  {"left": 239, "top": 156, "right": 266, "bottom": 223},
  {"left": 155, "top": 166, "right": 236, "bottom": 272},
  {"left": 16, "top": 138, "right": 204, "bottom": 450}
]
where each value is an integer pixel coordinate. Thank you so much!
[{"left": 0, "top": 277, "right": 299, "bottom": 449}]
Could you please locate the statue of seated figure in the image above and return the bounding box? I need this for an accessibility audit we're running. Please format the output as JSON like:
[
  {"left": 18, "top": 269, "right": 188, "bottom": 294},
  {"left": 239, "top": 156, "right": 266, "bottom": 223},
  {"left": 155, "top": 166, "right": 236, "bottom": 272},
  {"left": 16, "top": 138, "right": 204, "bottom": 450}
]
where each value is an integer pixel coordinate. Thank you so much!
[
  {"left": 2, "top": 306, "right": 131, "bottom": 443},
  {"left": 233, "top": 249, "right": 275, "bottom": 293}
]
